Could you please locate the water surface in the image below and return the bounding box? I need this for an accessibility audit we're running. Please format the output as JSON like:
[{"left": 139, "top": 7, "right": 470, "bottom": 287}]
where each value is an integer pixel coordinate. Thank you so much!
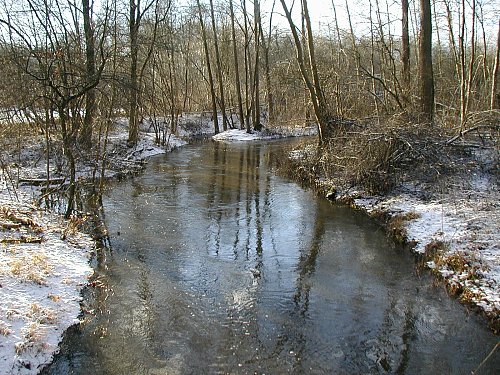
[{"left": 46, "top": 140, "right": 499, "bottom": 374}]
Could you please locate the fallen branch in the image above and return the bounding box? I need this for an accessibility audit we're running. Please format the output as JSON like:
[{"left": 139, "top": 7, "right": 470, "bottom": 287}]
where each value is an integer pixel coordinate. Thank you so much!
[
  {"left": 446, "top": 124, "right": 499, "bottom": 145},
  {"left": 0, "top": 235, "right": 43, "bottom": 244},
  {"left": 18, "top": 177, "right": 66, "bottom": 186},
  {"left": 0, "top": 221, "right": 21, "bottom": 230}
]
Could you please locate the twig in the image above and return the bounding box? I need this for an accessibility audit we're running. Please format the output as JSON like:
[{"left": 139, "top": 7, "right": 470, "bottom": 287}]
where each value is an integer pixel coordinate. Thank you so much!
[
  {"left": 446, "top": 124, "right": 499, "bottom": 145},
  {"left": 471, "top": 341, "right": 500, "bottom": 374}
]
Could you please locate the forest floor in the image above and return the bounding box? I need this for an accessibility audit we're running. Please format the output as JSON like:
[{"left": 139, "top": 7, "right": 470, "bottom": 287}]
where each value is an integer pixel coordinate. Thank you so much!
[{"left": 0, "top": 115, "right": 498, "bottom": 373}]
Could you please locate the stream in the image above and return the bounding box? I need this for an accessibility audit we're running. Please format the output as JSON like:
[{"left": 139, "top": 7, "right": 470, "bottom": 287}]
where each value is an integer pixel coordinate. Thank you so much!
[{"left": 45, "top": 140, "right": 499, "bottom": 374}]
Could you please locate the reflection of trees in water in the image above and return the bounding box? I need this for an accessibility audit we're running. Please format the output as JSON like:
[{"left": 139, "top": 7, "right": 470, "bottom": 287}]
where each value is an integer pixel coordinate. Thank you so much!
[
  {"left": 204, "top": 143, "right": 273, "bottom": 260},
  {"left": 294, "top": 211, "right": 325, "bottom": 316}
]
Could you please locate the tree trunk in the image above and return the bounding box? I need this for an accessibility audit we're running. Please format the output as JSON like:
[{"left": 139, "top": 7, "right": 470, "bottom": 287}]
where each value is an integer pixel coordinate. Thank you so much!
[
  {"left": 80, "top": 0, "right": 96, "bottom": 149},
  {"left": 401, "top": 0, "right": 410, "bottom": 87},
  {"left": 209, "top": 0, "right": 228, "bottom": 131},
  {"left": 491, "top": 19, "right": 500, "bottom": 110},
  {"left": 128, "top": 0, "right": 140, "bottom": 145},
  {"left": 279, "top": 0, "right": 333, "bottom": 143},
  {"left": 253, "top": 0, "right": 261, "bottom": 131},
  {"left": 229, "top": 0, "right": 245, "bottom": 129},
  {"left": 196, "top": 0, "right": 219, "bottom": 134},
  {"left": 243, "top": 0, "right": 252, "bottom": 133},
  {"left": 418, "top": 0, "right": 434, "bottom": 122}
]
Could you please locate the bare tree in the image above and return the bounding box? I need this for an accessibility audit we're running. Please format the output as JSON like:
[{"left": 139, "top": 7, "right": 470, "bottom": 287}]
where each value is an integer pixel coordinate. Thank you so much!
[
  {"left": 80, "top": 0, "right": 96, "bottom": 149},
  {"left": 0, "top": 0, "right": 107, "bottom": 216},
  {"left": 261, "top": 0, "right": 276, "bottom": 126},
  {"left": 196, "top": 0, "right": 219, "bottom": 134},
  {"left": 253, "top": 0, "right": 261, "bottom": 130},
  {"left": 128, "top": 0, "right": 158, "bottom": 146},
  {"left": 279, "top": 0, "right": 335, "bottom": 143},
  {"left": 229, "top": 0, "right": 245, "bottom": 129},
  {"left": 209, "top": 0, "right": 229, "bottom": 131},
  {"left": 402, "top": 0, "right": 410, "bottom": 88}
]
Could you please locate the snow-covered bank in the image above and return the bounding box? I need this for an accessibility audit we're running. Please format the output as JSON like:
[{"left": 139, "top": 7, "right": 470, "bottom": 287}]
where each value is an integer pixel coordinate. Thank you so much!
[
  {"left": 212, "top": 126, "right": 317, "bottom": 142},
  {"left": 0, "top": 192, "right": 93, "bottom": 374}
]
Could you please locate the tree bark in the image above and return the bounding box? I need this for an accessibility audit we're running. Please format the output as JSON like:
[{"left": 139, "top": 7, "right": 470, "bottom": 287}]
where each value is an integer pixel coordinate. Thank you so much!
[{"left": 418, "top": 0, "right": 434, "bottom": 122}]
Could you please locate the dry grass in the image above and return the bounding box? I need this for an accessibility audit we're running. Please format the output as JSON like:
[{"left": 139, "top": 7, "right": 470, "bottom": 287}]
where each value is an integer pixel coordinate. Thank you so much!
[
  {"left": 280, "top": 114, "right": 498, "bottom": 196},
  {"left": 9, "top": 252, "right": 53, "bottom": 285},
  {"left": 27, "top": 303, "right": 56, "bottom": 324},
  {"left": 47, "top": 293, "right": 61, "bottom": 302},
  {"left": 387, "top": 211, "right": 421, "bottom": 243},
  {"left": 15, "top": 322, "right": 48, "bottom": 354},
  {"left": 0, "top": 320, "right": 12, "bottom": 336},
  {"left": 62, "top": 214, "right": 87, "bottom": 238},
  {"left": 0, "top": 205, "right": 42, "bottom": 232},
  {"left": 424, "top": 241, "right": 487, "bottom": 305}
]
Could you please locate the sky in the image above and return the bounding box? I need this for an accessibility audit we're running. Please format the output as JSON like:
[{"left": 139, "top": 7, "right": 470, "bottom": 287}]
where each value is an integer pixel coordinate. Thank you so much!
[{"left": 263, "top": 0, "right": 499, "bottom": 41}]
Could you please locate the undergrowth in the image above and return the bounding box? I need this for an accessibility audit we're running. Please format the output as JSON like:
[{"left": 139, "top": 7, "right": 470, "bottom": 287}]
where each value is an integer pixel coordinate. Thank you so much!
[{"left": 277, "top": 113, "right": 498, "bottom": 196}]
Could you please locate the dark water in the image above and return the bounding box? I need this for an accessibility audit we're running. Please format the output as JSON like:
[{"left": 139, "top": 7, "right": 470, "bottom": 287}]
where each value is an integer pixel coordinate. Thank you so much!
[{"left": 46, "top": 140, "right": 499, "bottom": 374}]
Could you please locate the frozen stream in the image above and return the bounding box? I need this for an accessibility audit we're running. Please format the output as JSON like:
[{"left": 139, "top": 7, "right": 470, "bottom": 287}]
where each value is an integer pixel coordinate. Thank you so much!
[{"left": 45, "top": 140, "right": 499, "bottom": 374}]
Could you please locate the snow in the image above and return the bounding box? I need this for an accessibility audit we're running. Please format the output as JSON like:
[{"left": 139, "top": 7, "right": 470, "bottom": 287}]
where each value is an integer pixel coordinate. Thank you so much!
[
  {"left": 212, "top": 128, "right": 280, "bottom": 142},
  {"left": 0, "top": 193, "right": 94, "bottom": 374},
  {"left": 212, "top": 126, "right": 317, "bottom": 142}
]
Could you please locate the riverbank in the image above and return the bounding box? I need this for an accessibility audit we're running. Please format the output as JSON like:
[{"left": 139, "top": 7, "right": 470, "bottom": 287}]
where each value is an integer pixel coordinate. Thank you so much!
[
  {"left": 0, "top": 191, "right": 94, "bottom": 374},
  {"left": 279, "top": 124, "right": 499, "bottom": 332}
]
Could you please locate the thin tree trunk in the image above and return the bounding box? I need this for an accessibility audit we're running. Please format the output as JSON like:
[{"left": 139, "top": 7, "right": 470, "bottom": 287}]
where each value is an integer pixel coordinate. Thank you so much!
[
  {"left": 279, "top": 0, "right": 333, "bottom": 143},
  {"left": 401, "top": 0, "right": 410, "bottom": 87},
  {"left": 253, "top": 0, "right": 261, "bottom": 130},
  {"left": 260, "top": 0, "right": 275, "bottom": 126},
  {"left": 464, "top": 0, "right": 476, "bottom": 125},
  {"left": 242, "top": 0, "right": 252, "bottom": 133},
  {"left": 345, "top": 0, "right": 360, "bottom": 74},
  {"left": 80, "top": 0, "right": 96, "bottom": 149},
  {"left": 444, "top": 0, "right": 460, "bottom": 78},
  {"left": 491, "top": 19, "right": 500, "bottom": 110},
  {"left": 196, "top": 0, "right": 219, "bottom": 134},
  {"left": 331, "top": 1, "right": 343, "bottom": 116},
  {"left": 128, "top": 0, "right": 140, "bottom": 145},
  {"left": 369, "top": 0, "right": 380, "bottom": 119},
  {"left": 419, "top": 0, "right": 434, "bottom": 122},
  {"left": 229, "top": 0, "right": 245, "bottom": 129},
  {"left": 209, "top": 0, "right": 228, "bottom": 131}
]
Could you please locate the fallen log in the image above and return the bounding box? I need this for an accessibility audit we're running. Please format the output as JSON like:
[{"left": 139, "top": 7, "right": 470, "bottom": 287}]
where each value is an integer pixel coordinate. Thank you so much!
[{"left": 18, "top": 178, "right": 66, "bottom": 186}]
